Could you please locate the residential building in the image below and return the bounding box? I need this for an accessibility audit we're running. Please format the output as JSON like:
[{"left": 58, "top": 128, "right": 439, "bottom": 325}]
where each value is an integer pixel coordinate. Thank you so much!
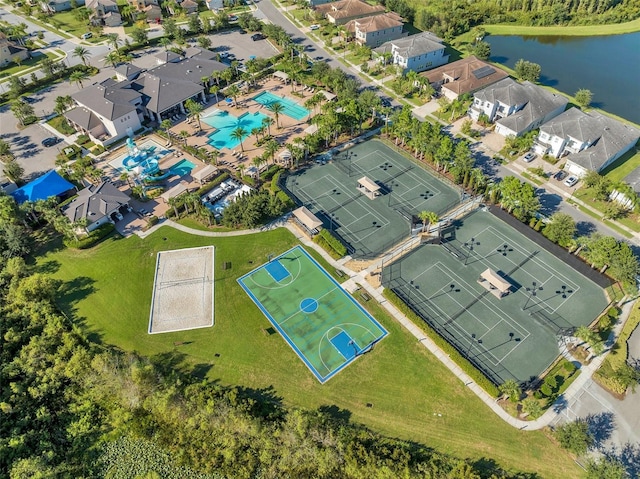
[
  {"left": 373, "top": 31, "right": 449, "bottom": 74},
  {"left": 87, "top": 0, "right": 122, "bottom": 26},
  {"left": 128, "top": 0, "right": 162, "bottom": 21},
  {"left": 206, "top": 0, "right": 223, "bottom": 10},
  {"left": 468, "top": 78, "right": 568, "bottom": 137},
  {"left": 315, "top": 0, "right": 385, "bottom": 25},
  {"left": 40, "top": 0, "right": 85, "bottom": 13},
  {"left": 307, "top": 0, "right": 332, "bottom": 6},
  {"left": 0, "top": 33, "right": 30, "bottom": 68},
  {"left": 168, "top": 0, "right": 198, "bottom": 14},
  {"left": 533, "top": 108, "right": 640, "bottom": 177},
  {"left": 63, "top": 182, "right": 131, "bottom": 232},
  {"left": 344, "top": 12, "right": 405, "bottom": 48},
  {"left": 420, "top": 56, "right": 509, "bottom": 101},
  {"left": 64, "top": 48, "right": 226, "bottom": 145}
]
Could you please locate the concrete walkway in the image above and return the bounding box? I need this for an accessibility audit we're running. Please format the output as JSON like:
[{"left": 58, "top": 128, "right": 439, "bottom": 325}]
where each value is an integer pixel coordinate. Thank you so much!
[{"left": 143, "top": 217, "right": 635, "bottom": 430}]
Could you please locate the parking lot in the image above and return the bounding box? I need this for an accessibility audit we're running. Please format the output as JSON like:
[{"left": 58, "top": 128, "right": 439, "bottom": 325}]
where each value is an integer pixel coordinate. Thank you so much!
[{"left": 208, "top": 28, "right": 278, "bottom": 62}]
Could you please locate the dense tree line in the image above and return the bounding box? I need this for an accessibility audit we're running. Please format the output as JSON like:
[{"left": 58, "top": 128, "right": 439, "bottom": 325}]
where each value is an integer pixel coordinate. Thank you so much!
[{"left": 409, "top": 0, "right": 640, "bottom": 38}]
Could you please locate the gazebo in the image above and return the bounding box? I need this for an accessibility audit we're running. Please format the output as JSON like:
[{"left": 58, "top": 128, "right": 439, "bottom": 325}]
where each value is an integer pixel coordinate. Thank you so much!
[
  {"left": 292, "top": 206, "right": 323, "bottom": 236},
  {"left": 477, "top": 268, "right": 512, "bottom": 299},
  {"left": 160, "top": 182, "right": 190, "bottom": 203},
  {"left": 357, "top": 176, "right": 381, "bottom": 200},
  {"left": 193, "top": 165, "right": 217, "bottom": 184},
  {"left": 273, "top": 71, "right": 289, "bottom": 83}
]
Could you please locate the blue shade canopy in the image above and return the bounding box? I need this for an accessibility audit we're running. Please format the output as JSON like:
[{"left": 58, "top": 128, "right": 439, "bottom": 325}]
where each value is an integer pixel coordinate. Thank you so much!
[{"left": 10, "top": 170, "right": 75, "bottom": 204}]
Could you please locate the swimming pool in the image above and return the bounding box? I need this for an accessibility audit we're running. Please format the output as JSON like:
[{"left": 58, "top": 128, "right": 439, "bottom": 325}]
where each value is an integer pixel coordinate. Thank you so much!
[
  {"left": 253, "top": 91, "right": 310, "bottom": 121},
  {"left": 169, "top": 159, "right": 196, "bottom": 176},
  {"left": 204, "top": 110, "right": 269, "bottom": 150},
  {"left": 109, "top": 139, "right": 170, "bottom": 171}
]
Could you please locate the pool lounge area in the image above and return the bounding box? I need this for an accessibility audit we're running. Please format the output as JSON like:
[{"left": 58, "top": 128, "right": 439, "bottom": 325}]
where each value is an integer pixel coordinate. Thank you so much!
[
  {"left": 108, "top": 139, "right": 171, "bottom": 172},
  {"left": 204, "top": 110, "right": 269, "bottom": 150},
  {"left": 253, "top": 91, "right": 310, "bottom": 121},
  {"left": 202, "top": 179, "right": 252, "bottom": 216}
]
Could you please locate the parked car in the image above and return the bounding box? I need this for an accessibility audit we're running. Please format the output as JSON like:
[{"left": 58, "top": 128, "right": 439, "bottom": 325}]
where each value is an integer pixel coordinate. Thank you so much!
[
  {"left": 309, "top": 24, "right": 320, "bottom": 30},
  {"left": 554, "top": 170, "right": 568, "bottom": 181},
  {"left": 111, "top": 211, "right": 123, "bottom": 222},
  {"left": 228, "top": 15, "right": 238, "bottom": 21},
  {"left": 564, "top": 175, "right": 579, "bottom": 187},
  {"left": 41, "top": 137, "right": 60, "bottom": 147},
  {"left": 523, "top": 152, "right": 536, "bottom": 162},
  {"left": 81, "top": 32, "right": 92, "bottom": 40},
  {"left": 251, "top": 33, "right": 265, "bottom": 41}
]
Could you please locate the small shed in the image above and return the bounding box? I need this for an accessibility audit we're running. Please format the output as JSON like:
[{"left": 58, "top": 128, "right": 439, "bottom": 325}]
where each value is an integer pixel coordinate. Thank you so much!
[
  {"left": 357, "top": 176, "right": 381, "bottom": 200},
  {"left": 292, "top": 206, "right": 323, "bottom": 236},
  {"left": 193, "top": 164, "right": 217, "bottom": 184},
  {"left": 319, "top": 90, "right": 337, "bottom": 102},
  {"left": 477, "top": 268, "right": 511, "bottom": 299}
]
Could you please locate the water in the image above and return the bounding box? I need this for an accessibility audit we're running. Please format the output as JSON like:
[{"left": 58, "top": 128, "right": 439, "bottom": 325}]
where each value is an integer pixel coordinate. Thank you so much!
[
  {"left": 253, "top": 91, "right": 310, "bottom": 121},
  {"left": 109, "top": 139, "right": 170, "bottom": 171},
  {"left": 169, "top": 159, "right": 196, "bottom": 176},
  {"left": 204, "top": 111, "right": 269, "bottom": 150},
  {"left": 487, "top": 32, "right": 640, "bottom": 125}
]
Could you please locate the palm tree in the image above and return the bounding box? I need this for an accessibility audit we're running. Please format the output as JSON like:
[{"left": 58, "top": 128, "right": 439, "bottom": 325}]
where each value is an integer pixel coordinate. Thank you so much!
[
  {"left": 179, "top": 130, "right": 189, "bottom": 145},
  {"left": 69, "top": 71, "right": 88, "bottom": 89},
  {"left": 185, "top": 99, "right": 203, "bottom": 130},
  {"left": 106, "top": 33, "right": 120, "bottom": 53},
  {"left": 209, "top": 85, "right": 220, "bottom": 104},
  {"left": 159, "top": 37, "right": 172, "bottom": 51},
  {"left": 251, "top": 127, "right": 261, "bottom": 143},
  {"left": 121, "top": 4, "right": 134, "bottom": 23},
  {"left": 231, "top": 127, "right": 247, "bottom": 152},
  {"left": 265, "top": 139, "right": 279, "bottom": 164},
  {"left": 119, "top": 171, "right": 132, "bottom": 188},
  {"left": 160, "top": 118, "right": 173, "bottom": 135},
  {"left": 225, "top": 84, "right": 240, "bottom": 106},
  {"left": 498, "top": 380, "right": 522, "bottom": 403},
  {"left": 262, "top": 116, "right": 274, "bottom": 137},
  {"left": 207, "top": 148, "right": 220, "bottom": 165},
  {"left": 104, "top": 51, "right": 120, "bottom": 68},
  {"left": 418, "top": 211, "right": 439, "bottom": 233},
  {"left": 72, "top": 46, "right": 91, "bottom": 66},
  {"left": 267, "top": 101, "right": 285, "bottom": 129}
]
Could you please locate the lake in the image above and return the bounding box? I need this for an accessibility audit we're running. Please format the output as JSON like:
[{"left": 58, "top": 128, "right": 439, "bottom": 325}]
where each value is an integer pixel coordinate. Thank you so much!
[{"left": 487, "top": 32, "right": 640, "bottom": 125}]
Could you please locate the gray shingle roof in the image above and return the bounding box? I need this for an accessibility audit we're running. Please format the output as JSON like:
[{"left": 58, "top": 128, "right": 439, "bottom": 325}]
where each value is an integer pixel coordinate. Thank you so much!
[
  {"left": 374, "top": 31, "right": 443, "bottom": 59},
  {"left": 64, "top": 106, "right": 104, "bottom": 130},
  {"left": 72, "top": 82, "right": 139, "bottom": 121},
  {"left": 64, "top": 182, "right": 130, "bottom": 224},
  {"left": 115, "top": 62, "right": 142, "bottom": 79},
  {"left": 135, "top": 73, "right": 203, "bottom": 113}
]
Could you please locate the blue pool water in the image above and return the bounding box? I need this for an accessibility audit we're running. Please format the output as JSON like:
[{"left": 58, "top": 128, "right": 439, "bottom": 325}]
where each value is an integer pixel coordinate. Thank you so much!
[
  {"left": 253, "top": 91, "right": 310, "bottom": 121},
  {"left": 204, "top": 111, "right": 269, "bottom": 150},
  {"left": 169, "top": 159, "right": 196, "bottom": 176}
]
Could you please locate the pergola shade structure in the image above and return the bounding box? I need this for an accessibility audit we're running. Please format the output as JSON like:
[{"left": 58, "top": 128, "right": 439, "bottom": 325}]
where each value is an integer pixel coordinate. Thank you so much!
[
  {"left": 477, "top": 268, "right": 512, "bottom": 299},
  {"left": 357, "top": 176, "right": 381, "bottom": 200}
]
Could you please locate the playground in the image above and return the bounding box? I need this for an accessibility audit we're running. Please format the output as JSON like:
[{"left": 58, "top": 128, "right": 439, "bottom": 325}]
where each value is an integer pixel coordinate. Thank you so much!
[
  {"left": 238, "top": 245, "right": 387, "bottom": 382},
  {"left": 284, "top": 139, "right": 461, "bottom": 258},
  {"left": 382, "top": 209, "right": 609, "bottom": 385}
]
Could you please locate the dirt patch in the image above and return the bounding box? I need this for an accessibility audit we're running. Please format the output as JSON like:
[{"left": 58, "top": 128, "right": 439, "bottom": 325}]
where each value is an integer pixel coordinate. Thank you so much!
[{"left": 344, "top": 258, "right": 376, "bottom": 272}]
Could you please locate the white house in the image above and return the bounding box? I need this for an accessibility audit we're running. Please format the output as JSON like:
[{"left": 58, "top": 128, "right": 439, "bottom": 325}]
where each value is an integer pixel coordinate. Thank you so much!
[
  {"left": 0, "top": 33, "right": 30, "bottom": 68},
  {"left": 373, "top": 32, "right": 449, "bottom": 74},
  {"left": 534, "top": 108, "right": 640, "bottom": 177},
  {"left": 468, "top": 78, "right": 567, "bottom": 137},
  {"left": 40, "top": 0, "right": 85, "bottom": 13},
  {"left": 344, "top": 12, "right": 406, "bottom": 48}
]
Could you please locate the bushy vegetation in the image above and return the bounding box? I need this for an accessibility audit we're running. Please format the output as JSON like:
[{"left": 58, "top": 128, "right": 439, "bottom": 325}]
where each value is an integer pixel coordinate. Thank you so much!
[
  {"left": 222, "top": 189, "right": 289, "bottom": 228},
  {"left": 313, "top": 228, "right": 348, "bottom": 259},
  {"left": 63, "top": 222, "right": 115, "bottom": 249}
]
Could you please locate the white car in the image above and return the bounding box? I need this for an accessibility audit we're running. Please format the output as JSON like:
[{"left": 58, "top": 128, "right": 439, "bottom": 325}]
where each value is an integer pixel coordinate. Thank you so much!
[
  {"left": 564, "top": 175, "right": 579, "bottom": 187},
  {"left": 309, "top": 24, "right": 321, "bottom": 30},
  {"left": 228, "top": 15, "right": 238, "bottom": 21}
]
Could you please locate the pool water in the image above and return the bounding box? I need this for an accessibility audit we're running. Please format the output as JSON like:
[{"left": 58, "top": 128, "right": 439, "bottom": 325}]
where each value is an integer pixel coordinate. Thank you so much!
[
  {"left": 169, "top": 159, "right": 196, "bottom": 176},
  {"left": 109, "top": 139, "right": 170, "bottom": 171},
  {"left": 204, "top": 111, "right": 269, "bottom": 150},
  {"left": 253, "top": 91, "right": 310, "bottom": 121}
]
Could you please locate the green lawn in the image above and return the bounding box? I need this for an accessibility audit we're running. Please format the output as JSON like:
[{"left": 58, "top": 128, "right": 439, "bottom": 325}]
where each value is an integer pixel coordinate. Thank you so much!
[
  {"left": 483, "top": 17, "right": 640, "bottom": 36},
  {"left": 0, "top": 52, "right": 57, "bottom": 79},
  {"left": 36, "top": 227, "right": 582, "bottom": 479},
  {"left": 602, "top": 147, "right": 640, "bottom": 182}
]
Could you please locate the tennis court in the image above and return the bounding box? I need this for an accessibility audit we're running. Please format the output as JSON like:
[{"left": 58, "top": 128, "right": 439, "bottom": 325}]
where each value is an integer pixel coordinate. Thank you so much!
[
  {"left": 283, "top": 139, "right": 461, "bottom": 258},
  {"left": 238, "top": 246, "right": 388, "bottom": 383},
  {"left": 382, "top": 209, "right": 609, "bottom": 385}
]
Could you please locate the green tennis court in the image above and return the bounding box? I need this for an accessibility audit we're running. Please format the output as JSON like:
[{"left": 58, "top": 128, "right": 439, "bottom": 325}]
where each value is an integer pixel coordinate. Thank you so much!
[
  {"left": 283, "top": 139, "right": 461, "bottom": 258},
  {"left": 237, "top": 246, "right": 387, "bottom": 382},
  {"left": 382, "top": 209, "right": 609, "bottom": 385}
]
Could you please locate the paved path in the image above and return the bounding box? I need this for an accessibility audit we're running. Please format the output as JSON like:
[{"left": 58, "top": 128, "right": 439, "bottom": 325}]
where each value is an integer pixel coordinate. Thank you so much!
[{"left": 142, "top": 217, "right": 636, "bottom": 430}]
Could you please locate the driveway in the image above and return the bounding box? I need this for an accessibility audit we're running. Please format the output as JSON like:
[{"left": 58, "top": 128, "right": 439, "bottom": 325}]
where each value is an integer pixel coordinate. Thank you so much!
[{"left": 552, "top": 379, "right": 640, "bottom": 477}]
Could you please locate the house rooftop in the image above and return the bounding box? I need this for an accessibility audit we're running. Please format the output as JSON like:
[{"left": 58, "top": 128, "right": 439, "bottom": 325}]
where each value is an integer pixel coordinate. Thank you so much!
[
  {"left": 72, "top": 81, "right": 140, "bottom": 121},
  {"left": 421, "top": 56, "right": 508, "bottom": 96},
  {"left": 345, "top": 11, "right": 403, "bottom": 33},
  {"left": 373, "top": 31, "right": 443, "bottom": 58},
  {"left": 64, "top": 182, "right": 130, "bottom": 224},
  {"left": 315, "top": 0, "right": 385, "bottom": 20},
  {"left": 115, "top": 62, "right": 142, "bottom": 79}
]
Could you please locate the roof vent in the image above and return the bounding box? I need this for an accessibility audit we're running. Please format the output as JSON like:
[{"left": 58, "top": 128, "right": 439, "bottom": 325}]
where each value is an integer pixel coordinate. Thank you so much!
[{"left": 186, "top": 70, "right": 192, "bottom": 73}]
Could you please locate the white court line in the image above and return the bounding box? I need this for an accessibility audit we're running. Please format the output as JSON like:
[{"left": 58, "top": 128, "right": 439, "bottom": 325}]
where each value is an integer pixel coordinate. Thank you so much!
[{"left": 278, "top": 285, "right": 340, "bottom": 327}]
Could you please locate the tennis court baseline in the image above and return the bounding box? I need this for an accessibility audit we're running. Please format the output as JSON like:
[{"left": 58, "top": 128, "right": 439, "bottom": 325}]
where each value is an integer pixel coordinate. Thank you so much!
[{"left": 237, "top": 246, "right": 388, "bottom": 383}]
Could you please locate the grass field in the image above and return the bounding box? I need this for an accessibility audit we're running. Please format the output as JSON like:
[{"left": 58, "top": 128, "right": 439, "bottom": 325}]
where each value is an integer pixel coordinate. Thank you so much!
[
  {"left": 482, "top": 18, "right": 640, "bottom": 36},
  {"left": 35, "top": 227, "right": 582, "bottom": 478}
]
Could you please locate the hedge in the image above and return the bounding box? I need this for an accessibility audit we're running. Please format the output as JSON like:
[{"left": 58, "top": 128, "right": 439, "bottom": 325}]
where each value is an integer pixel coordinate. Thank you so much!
[
  {"left": 382, "top": 288, "right": 501, "bottom": 397},
  {"left": 64, "top": 223, "right": 115, "bottom": 249},
  {"left": 195, "top": 172, "right": 230, "bottom": 196},
  {"left": 313, "top": 229, "right": 347, "bottom": 259},
  {"left": 260, "top": 164, "right": 282, "bottom": 182}
]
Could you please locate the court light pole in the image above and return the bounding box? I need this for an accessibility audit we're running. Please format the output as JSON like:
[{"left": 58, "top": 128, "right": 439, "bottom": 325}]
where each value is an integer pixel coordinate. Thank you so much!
[
  {"left": 463, "top": 237, "right": 479, "bottom": 265},
  {"left": 522, "top": 281, "right": 543, "bottom": 311}
]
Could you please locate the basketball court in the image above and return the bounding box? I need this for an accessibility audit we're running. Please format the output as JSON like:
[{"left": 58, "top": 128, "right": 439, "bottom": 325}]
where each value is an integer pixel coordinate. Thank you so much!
[
  {"left": 238, "top": 246, "right": 388, "bottom": 382},
  {"left": 283, "top": 139, "right": 461, "bottom": 258},
  {"left": 382, "top": 209, "right": 609, "bottom": 385}
]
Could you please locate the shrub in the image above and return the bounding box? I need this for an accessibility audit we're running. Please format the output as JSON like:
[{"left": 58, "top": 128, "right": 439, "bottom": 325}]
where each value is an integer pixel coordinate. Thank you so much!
[
  {"left": 563, "top": 361, "right": 577, "bottom": 373},
  {"left": 534, "top": 219, "right": 544, "bottom": 231},
  {"left": 314, "top": 229, "right": 347, "bottom": 259},
  {"left": 260, "top": 164, "right": 282, "bottom": 182},
  {"left": 529, "top": 217, "right": 537, "bottom": 227},
  {"left": 195, "top": 172, "right": 230, "bottom": 196},
  {"left": 92, "top": 145, "right": 106, "bottom": 155},
  {"left": 147, "top": 215, "right": 159, "bottom": 227},
  {"left": 76, "top": 134, "right": 90, "bottom": 145},
  {"left": 383, "top": 289, "right": 500, "bottom": 397},
  {"left": 544, "top": 375, "right": 557, "bottom": 389},
  {"left": 64, "top": 223, "right": 115, "bottom": 249},
  {"left": 533, "top": 390, "right": 543, "bottom": 399},
  {"left": 540, "top": 383, "right": 552, "bottom": 397}
]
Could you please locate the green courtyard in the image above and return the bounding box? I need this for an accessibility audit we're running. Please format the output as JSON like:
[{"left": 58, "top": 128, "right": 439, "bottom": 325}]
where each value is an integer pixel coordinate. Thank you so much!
[{"left": 35, "top": 227, "right": 582, "bottom": 478}]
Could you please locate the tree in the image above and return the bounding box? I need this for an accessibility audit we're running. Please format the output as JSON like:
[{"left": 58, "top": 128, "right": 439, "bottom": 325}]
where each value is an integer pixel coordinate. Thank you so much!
[
  {"left": 179, "top": 130, "right": 189, "bottom": 145},
  {"left": 160, "top": 119, "right": 173, "bottom": 136},
  {"left": 185, "top": 99, "right": 203, "bottom": 130},
  {"left": 585, "top": 456, "right": 627, "bottom": 479},
  {"left": 0, "top": 139, "right": 14, "bottom": 161},
  {"left": 418, "top": 211, "right": 438, "bottom": 233},
  {"left": 265, "top": 139, "right": 279, "bottom": 164},
  {"left": 72, "top": 46, "right": 91, "bottom": 66},
  {"left": 521, "top": 397, "right": 543, "bottom": 418},
  {"left": 267, "top": 102, "right": 285, "bottom": 129},
  {"left": 10, "top": 99, "right": 34, "bottom": 126},
  {"left": 471, "top": 40, "right": 491, "bottom": 60},
  {"left": 69, "top": 70, "right": 88, "bottom": 89},
  {"left": 209, "top": 85, "right": 220, "bottom": 104},
  {"left": 197, "top": 35, "right": 211, "bottom": 49},
  {"left": 188, "top": 13, "right": 201, "bottom": 34},
  {"left": 498, "top": 379, "right": 521, "bottom": 402},
  {"left": 163, "top": 18, "right": 178, "bottom": 38},
  {"left": 159, "top": 37, "right": 172, "bottom": 51},
  {"left": 131, "top": 27, "right": 149, "bottom": 46},
  {"left": 225, "top": 84, "right": 240, "bottom": 106},
  {"left": 262, "top": 116, "right": 274, "bottom": 136},
  {"left": 574, "top": 89, "right": 593, "bottom": 109},
  {"left": 106, "top": 33, "right": 121, "bottom": 53},
  {"left": 104, "top": 51, "right": 121, "bottom": 69},
  {"left": 2, "top": 159, "right": 24, "bottom": 184},
  {"left": 514, "top": 59, "right": 542, "bottom": 83},
  {"left": 543, "top": 212, "right": 576, "bottom": 246},
  {"left": 553, "top": 420, "right": 593, "bottom": 455},
  {"left": 231, "top": 127, "right": 247, "bottom": 152}
]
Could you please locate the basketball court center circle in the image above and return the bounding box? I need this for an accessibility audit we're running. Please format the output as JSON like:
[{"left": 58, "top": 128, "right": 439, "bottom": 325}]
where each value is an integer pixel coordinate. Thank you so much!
[{"left": 300, "top": 298, "right": 319, "bottom": 313}]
